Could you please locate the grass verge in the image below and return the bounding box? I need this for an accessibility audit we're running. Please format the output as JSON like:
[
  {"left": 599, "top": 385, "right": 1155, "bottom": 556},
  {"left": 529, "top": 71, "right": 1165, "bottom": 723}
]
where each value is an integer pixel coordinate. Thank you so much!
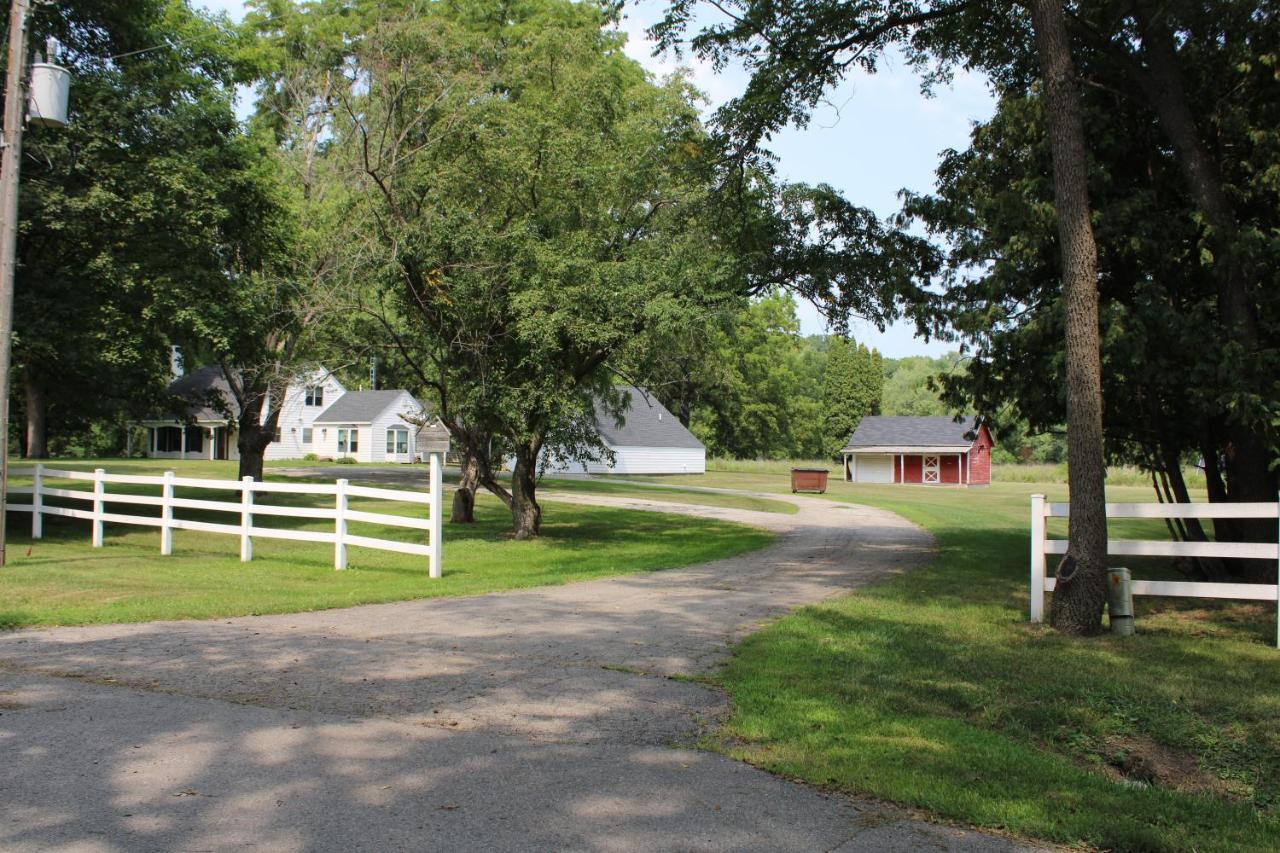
[{"left": 698, "top": 473, "right": 1280, "bottom": 852}]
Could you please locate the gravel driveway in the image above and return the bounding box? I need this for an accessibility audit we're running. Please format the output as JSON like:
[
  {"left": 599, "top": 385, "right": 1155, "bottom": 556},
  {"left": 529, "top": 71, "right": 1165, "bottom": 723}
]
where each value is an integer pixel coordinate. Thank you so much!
[{"left": 0, "top": 482, "right": 1036, "bottom": 852}]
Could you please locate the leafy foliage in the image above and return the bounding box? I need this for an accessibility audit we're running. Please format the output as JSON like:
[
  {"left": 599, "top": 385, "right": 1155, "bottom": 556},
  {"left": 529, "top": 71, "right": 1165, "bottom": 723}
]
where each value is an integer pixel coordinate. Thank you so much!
[{"left": 9, "top": 0, "right": 273, "bottom": 456}]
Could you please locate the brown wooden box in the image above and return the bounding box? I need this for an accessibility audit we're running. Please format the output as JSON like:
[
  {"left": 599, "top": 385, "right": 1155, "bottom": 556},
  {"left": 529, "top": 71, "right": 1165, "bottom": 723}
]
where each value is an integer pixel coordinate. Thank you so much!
[{"left": 790, "top": 468, "right": 829, "bottom": 494}]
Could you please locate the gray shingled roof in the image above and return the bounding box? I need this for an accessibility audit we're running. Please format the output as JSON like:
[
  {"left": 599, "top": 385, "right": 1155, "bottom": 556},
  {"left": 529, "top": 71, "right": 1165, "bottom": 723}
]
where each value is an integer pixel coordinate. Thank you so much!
[
  {"left": 314, "top": 390, "right": 417, "bottom": 424},
  {"left": 843, "top": 415, "right": 977, "bottom": 450},
  {"left": 597, "top": 387, "right": 703, "bottom": 450},
  {"left": 166, "top": 365, "right": 235, "bottom": 422}
]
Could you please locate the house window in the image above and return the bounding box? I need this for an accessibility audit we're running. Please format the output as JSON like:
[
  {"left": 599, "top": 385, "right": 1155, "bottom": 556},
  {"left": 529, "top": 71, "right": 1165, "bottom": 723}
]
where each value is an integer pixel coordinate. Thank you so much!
[
  {"left": 386, "top": 427, "right": 409, "bottom": 455},
  {"left": 305, "top": 386, "right": 325, "bottom": 407},
  {"left": 302, "top": 428, "right": 313, "bottom": 445},
  {"left": 155, "top": 426, "right": 181, "bottom": 452},
  {"left": 337, "top": 427, "right": 359, "bottom": 454},
  {"left": 272, "top": 428, "right": 282, "bottom": 443}
]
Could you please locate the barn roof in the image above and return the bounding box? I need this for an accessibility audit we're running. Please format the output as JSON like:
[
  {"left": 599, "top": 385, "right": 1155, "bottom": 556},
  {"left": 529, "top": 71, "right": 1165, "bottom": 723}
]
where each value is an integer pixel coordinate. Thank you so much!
[
  {"left": 842, "top": 415, "right": 978, "bottom": 452},
  {"left": 314, "top": 390, "right": 419, "bottom": 424},
  {"left": 597, "top": 387, "right": 703, "bottom": 450}
]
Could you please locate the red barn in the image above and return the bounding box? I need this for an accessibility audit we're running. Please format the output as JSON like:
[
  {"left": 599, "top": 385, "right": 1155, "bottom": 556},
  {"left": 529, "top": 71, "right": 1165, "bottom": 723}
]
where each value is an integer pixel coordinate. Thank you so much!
[{"left": 840, "top": 416, "right": 994, "bottom": 485}]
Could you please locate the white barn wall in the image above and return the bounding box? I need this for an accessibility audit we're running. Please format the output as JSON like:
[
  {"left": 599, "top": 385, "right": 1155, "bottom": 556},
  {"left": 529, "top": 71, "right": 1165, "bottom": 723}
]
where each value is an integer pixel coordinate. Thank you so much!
[
  {"left": 589, "top": 447, "right": 705, "bottom": 475},
  {"left": 534, "top": 446, "right": 706, "bottom": 475}
]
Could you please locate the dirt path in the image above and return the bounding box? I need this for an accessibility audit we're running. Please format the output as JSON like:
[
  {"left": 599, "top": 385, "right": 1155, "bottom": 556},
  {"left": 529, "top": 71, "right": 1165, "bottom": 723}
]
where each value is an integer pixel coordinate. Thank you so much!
[{"left": 0, "top": 487, "right": 1035, "bottom": 852}]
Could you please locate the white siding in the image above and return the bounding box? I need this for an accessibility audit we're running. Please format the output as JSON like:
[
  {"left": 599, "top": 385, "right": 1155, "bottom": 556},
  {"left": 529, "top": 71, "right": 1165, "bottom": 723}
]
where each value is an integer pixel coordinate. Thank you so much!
[
  {"left": 312, "top": 391, "right": 425, "bottom": 464},
  {"left": 369, "top": 392, "right": 422, "bottom": 464},
  {"left": 311, "top": 424, "right": 367, "bottom": 462},
  {"left": 534, "top": 445, "right": 706, "bottom": 475},
  {"left": 264, "top": 372, "right": 346, "bottom": 461}
]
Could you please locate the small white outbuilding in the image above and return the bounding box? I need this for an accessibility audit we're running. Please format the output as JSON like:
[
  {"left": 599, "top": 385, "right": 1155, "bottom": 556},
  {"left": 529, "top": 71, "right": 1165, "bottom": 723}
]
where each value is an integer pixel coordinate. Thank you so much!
[{"left": 540, "top": 386, "right": 706, "bottom": 475}]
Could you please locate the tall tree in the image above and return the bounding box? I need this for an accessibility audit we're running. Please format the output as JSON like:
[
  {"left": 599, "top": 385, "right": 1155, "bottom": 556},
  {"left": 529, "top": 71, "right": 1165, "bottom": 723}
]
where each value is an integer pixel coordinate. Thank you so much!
[
  {"left": 655, "top": 0, "right": 1113, "bottom": 632},
  {"left": 901, "top": 2, "right": 1279, "bottom": 580},
  {"left": 1024, "top": 0, "right": 1108, "bottom": 633},
  {"left": 7, "top": 0, "right": 270, "bottom": 458},
  {"left": 341, "top": 0, "right": 737, "bottom": 537}
]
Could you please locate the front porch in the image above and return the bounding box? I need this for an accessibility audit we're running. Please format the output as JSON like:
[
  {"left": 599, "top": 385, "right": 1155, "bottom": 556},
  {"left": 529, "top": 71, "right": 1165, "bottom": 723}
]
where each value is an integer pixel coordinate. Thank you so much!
[{"left": 135, "top": 422, "right": 238, "bottom": 461}]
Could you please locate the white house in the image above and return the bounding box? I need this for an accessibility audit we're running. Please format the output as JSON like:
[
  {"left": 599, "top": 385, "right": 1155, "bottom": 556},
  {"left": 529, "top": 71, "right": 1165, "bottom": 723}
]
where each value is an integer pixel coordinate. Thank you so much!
[
  {"left": 138, "top": 366, "right": 444, "bottom": 464},
  {"left": 536, "top": 386, "right": 706, "bottom": 475},
  {"left": 267, "top": 371, "right": 348, "bottom": 461},
  {"left": 139, "top": 365, "right": 343, "bottom": 462},
  {"left": 311, "top": 389, "right": 438, "bottom": 464}
]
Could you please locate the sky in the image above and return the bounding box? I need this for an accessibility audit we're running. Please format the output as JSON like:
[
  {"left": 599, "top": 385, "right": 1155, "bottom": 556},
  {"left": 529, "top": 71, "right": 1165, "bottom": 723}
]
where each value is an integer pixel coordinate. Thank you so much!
[{"left": 198, "top": 0, "right": 995, "bottom": 357}]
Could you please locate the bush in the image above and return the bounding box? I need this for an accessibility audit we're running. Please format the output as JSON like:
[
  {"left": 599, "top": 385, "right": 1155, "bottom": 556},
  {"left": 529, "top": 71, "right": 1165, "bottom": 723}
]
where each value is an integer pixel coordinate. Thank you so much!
[
  {"left": 335, "top": 456, "right": 356, "bottom": 464},
  {"left": 303, "top": 453, "right": 319, "bottom": 461}
]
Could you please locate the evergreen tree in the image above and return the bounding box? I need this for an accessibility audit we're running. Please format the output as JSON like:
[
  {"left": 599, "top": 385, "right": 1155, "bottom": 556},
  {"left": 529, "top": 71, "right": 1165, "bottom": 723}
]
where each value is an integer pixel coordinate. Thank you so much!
[{"left": 820, "top": 338, "right": 860, "bottom": 458}]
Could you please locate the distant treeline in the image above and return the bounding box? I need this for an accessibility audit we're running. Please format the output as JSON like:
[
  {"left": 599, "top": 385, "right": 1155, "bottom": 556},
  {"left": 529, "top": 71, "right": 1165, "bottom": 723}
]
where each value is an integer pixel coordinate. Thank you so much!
[{"left": 637, "top": 293, "right": 1066, "bottom": 464}]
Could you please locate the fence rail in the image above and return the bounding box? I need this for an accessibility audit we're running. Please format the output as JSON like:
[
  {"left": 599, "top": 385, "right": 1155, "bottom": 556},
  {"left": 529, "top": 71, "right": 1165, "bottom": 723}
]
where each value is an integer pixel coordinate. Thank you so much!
[
  {"left": 1029, "top": 493, "right": 1280, "bottom": 645},
  {"left": 5, "top": 458, "right": 444, "bottom": 576}
]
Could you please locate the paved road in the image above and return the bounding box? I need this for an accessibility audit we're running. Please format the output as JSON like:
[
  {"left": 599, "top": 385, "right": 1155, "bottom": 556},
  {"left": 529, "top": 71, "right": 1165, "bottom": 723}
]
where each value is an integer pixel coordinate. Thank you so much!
[{"left": 0, "top": 485, "right": 1035, "bottom": 852}]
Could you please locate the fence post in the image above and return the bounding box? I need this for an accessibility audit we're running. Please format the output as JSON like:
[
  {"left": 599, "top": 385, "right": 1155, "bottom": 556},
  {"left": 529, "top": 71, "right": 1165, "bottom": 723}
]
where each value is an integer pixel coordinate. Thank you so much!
[
  {"left": 429, "top": 451, "right": 442, "bottom": 579},
  {"left": 1030, "top": 493, "right": 1047, "bottom": 623},
  {"left": 160, "top": 470, "right": 174, "bottom": 556},
  {"left": 31, "top": 462, "right": 42, "bottom": 539},
  {"left": 240, "top": 476, "right": 254, "bottom": 562},
  {"left": 334, "top": 478, "right": 348, "bottom": 570},
  {"left": 91, "top": 468, "right": 106, "bottom": 547}
]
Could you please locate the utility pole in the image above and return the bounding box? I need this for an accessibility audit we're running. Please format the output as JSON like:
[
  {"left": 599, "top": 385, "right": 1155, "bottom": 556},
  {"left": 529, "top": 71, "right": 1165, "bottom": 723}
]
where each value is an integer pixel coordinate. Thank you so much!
[
  {"left": 0, "top": 0, "right": 66, "bottom": 566},
  {"left": 0, "top": 0, "right": 32, "bottom": 567}
]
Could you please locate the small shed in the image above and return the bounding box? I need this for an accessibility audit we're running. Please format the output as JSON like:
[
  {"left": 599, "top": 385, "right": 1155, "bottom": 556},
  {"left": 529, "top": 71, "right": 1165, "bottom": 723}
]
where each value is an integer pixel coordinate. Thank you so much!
[{"left": 841, "top": 415, "right": 993, "bottom": 485}]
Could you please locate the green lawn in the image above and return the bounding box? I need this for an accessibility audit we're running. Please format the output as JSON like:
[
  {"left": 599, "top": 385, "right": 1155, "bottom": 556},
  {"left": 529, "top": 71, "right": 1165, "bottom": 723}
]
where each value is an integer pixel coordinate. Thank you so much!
[
  {"left": 0, "top": 461, "right": 773, "bottom": 628},
  {"left": 669, "top": 468, "right": 1280, "bottom": 851},
  {"left": 540, "top": 474, "right": 798, "bottom": 514}
]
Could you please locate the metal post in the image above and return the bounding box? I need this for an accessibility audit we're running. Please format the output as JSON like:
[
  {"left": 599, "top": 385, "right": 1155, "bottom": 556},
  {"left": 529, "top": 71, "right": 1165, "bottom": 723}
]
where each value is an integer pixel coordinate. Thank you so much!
[
  {"left": 0, "top": 0, "right": 32, "bottom": 567},
  {"left": 429, "top": 452, "right": 442, "bottom": 578},
  {"left": 240, "top": 475, "right": 253, "bottom": 562},
  {"left": 1030, "top": 494, "right": 1047, "bottom": 622},
  {"left": 1107, "top": 567, "right": 1134, "bottom": 636}
]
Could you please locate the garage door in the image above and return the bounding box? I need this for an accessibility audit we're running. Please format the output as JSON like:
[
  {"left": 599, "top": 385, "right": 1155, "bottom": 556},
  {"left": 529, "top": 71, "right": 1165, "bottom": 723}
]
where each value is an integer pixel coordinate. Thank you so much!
[{"left": 856, "top": 455, "right": 894, "bottom": 484}]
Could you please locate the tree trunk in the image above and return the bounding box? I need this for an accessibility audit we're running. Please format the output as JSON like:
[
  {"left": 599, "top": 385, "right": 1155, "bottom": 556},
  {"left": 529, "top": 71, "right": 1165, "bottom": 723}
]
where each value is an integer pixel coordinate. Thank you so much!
[
  {"left": 451, "top": 449, "right": 479, "bottom": 523},
  {"left": 510, "top": 442, "right": 542, "bottom": 540},
  {"left": 1029, "top": 0, "right": 1110, "bottom": 635},
  {"left": 237, "top": 420, "right": 273, "bottom": 482},
  {"left": 23, "top": 368, "right": 46, "bottom": 459}
]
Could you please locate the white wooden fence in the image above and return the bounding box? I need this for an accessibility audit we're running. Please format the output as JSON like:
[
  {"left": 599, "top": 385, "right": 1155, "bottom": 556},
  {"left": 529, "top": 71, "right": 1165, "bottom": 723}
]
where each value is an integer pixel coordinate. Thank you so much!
[
  {"left": 5, "top": 457, "right": 444, "bottom": 576},
  {"left": 1030, "top": 494, "right": 1280, "bottom": 644}
]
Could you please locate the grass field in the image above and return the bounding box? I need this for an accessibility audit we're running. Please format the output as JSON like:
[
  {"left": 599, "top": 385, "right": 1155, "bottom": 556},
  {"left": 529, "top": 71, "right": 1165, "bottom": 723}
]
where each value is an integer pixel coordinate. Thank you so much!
[
  {"left": 701, "top": 456, "right": 1205, "bottom": 489},
  {"left": 540, "top": 474, "right": 797, "bottom": 514},
  {"left": 0, "top": 460, "right": 773, "bottom": 629},
  {"left": 647, "top": 466, "right": 1280, "bottom": 851}
]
